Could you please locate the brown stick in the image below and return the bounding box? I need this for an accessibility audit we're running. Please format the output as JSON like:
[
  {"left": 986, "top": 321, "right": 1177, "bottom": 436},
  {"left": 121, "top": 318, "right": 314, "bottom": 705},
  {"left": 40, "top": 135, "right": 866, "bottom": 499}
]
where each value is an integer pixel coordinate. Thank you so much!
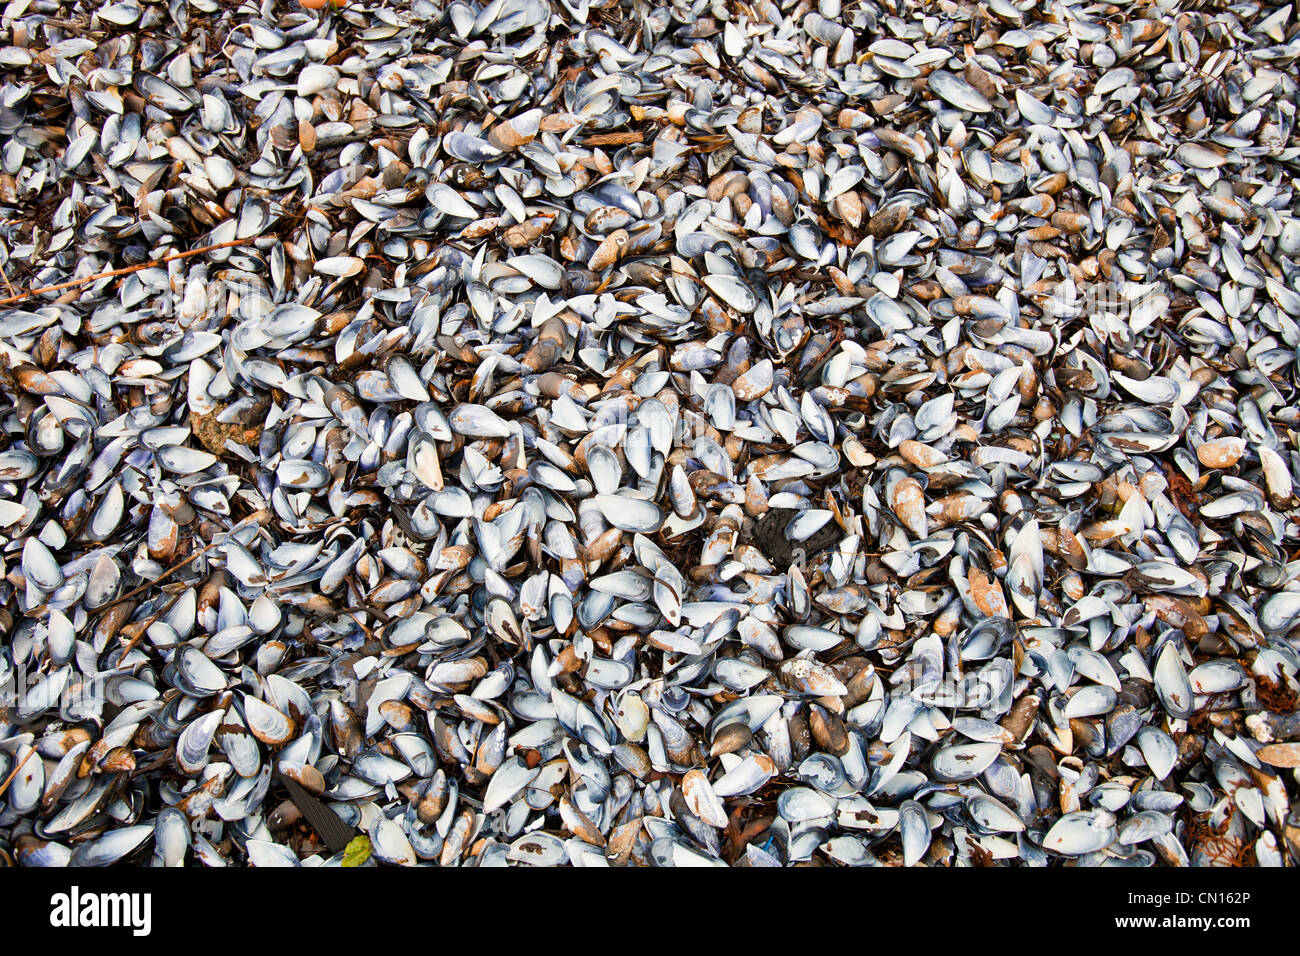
[
  {"left": 0, "top": 237, "right": 256, "bottom": 307},
  {"left": 0, "top": 747, "right": 38, "bottom": 800},
  {"left": 108, "top": 538, "right": 223, "bottom": 612}
]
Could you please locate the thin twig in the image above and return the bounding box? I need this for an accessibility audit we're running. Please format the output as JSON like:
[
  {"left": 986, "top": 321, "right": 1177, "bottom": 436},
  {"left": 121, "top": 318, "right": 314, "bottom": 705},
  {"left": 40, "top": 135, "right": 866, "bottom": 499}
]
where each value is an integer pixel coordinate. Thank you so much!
[
  {"left": 0, "top": 748, "right": 38, "bottom": 800},
  {"left": 103, "top": 538, "right": 224, "bottom": 613},
  {"left": 117, "top": 592, "right": 183, "bottom": 660},
  {"left": 0, "top": 237, "right": 256, "bottom": 307}
]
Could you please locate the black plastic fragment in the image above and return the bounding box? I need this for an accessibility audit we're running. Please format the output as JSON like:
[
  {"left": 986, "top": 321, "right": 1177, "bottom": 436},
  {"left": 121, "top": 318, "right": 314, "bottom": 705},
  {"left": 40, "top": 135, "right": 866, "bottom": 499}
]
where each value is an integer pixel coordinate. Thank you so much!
[{"left": 278, "top": 772, "right": 356, "bottom": 854}]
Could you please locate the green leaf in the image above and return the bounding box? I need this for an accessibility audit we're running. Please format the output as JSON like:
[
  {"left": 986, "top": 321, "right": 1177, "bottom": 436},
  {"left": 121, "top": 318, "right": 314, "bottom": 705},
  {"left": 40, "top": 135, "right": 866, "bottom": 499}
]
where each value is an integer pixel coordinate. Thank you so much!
[{"left": 342, "top": 835, "right": 371, "bottom": 867}]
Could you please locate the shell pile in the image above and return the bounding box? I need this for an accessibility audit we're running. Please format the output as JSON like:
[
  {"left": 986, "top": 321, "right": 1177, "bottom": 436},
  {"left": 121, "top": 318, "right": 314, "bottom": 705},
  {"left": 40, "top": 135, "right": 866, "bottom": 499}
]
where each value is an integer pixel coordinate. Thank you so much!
[{"left": 2, "top": 0, "right": 1300, "bottom": 868}]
